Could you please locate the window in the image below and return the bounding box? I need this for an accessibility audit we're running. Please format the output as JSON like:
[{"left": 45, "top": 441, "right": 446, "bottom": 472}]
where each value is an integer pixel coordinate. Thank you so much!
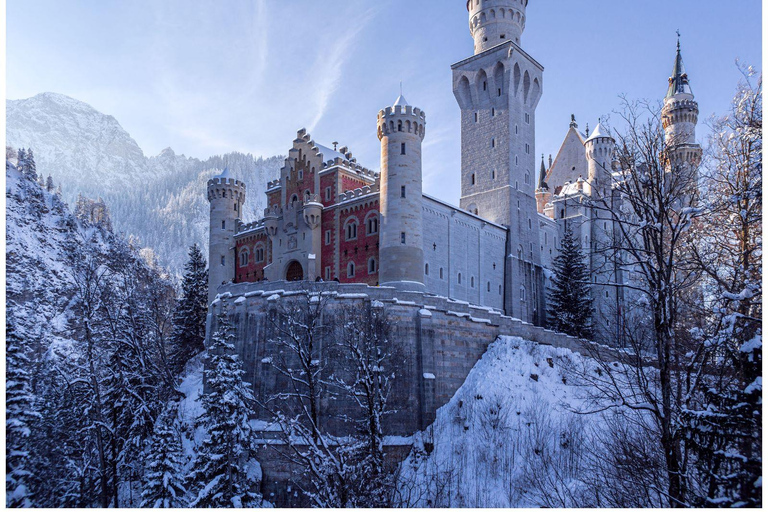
[
  {"left": 325, "top": 266, "right": 331, "bottom": 280},
  {"left": 483, "top": 81, "right": 487, "bottom": 91},
  {"left": 517, "top": 200, "right": 520, "bottom": 210},
  {"left": 345, "top": 219, "right": 358, "bottom": 240},
  {"left": 515, "top": 181, "right": 519, "bottom": 189},
  {"left": 458, "top": 273, "right": 462, "bottom": 284},
  {"left": 440, "top": 267, "right": 444, "bottom": 279},
  {"left": 528, "top": 218, "right": 532, "bottom": 230},
  {"left": 222, "top": 220, "right": 226, "bottom": 230},
  {"left": 325, "top": 187, "right": 332, "bottom": 201},
  {"left": 500, "top": 34, "right": 506, "bottom": 40},
  {"left": 525, "top": 143, "right": 530, "bottom": 154},
  {"left": 366, "top": 215, "right": 378, "bottom": 235},
  {"left": 492, "top": 169, "right": 496, "bottom": 180},
  {"left": 291, "top": 194, "right": 299, "bottom": 205},
  {"left": 255, "top": 245, "right": 265, "bottom": 263},
  {"left": 298, "top": 169, "right": 303, "bottom": 180},
  {"left": 487, "top": 281, "right": 491, "bottom": 292},
  {"left": 325, "top": 230, "right": 331, "bottom": 245},
  {"left": 304, "top": 190, "right": 311, "bottom": 202},
  {"left": 520, "top": 286, "right": 526, "bottom": 302},
  {"left": 234, "top": 202, "right": 238, "bottom": 212},
  {"left": 347, "top": 261, "right": 355, "bottom": 278},
  {"left": 471, "top": 173, "right": 476, "bottom": 185},
  {"left": 425, "top": 263, "right": 429, "bottom": 275},
  {"left": 398, "top": 121, "right": 403, "bottom": 132},
  {"left": 515, "top": 155, "right": 519, "bottom": 165},
  {"left": 524, "top": 172, "right": 530, "bottom": 185},
  {"left": 401, "top": 143, "right": 406, "bottom": 155},
  {"left": 368, "top": 258, "right": 377, "bottom": 274},
  {"left": 525, "top": 113, "right": 530, "bottom": 124},
  {"left": 491, "top": 138, "right": 496, "bottom": 148},
  {"left": 491, "top": 108, "right": 495, "bottom": 117},
  {"left": 499, "top": 284, "right": 503, "bottom": 295},
  {"left": 470, "top": 276, "right": 475, "bottom": 288},
  {"left": 221, "top": 255, "right": 225, "bottom": 266},
  {"left": 497, "top": 88, "right": 502, "bottom": 96},
  {"left": 474, "top": 112, "right": 479, "bottom": 123},
  {"left": 239, "top": 250, "right": 249, "bottom": 267},
  {"left": 401, "top": 185, "right": 406, "bottom": 198},
  {"left": 401, "top": 232, "right": 406, "bottom": 244},
  {"left": 515, "top": 124, "right": 518, "bottom": 134}
]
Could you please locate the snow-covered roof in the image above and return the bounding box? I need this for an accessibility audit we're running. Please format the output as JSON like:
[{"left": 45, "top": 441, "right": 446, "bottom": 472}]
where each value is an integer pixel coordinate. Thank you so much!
[
  {"left": 315, "top": 143, "right": 348, "bottom": 163},
  {"left": 393, "top": 94, "right": 409, "bottom": 107},
  {"left": 585, "top": 122, "right": 611, "bottom": 143},
  {"left": 215, "top": 167, "right": 231, "bottom": 179}
]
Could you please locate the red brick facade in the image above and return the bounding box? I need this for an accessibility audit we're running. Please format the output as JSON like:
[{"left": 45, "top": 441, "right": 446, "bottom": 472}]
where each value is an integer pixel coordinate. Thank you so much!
[{"left": 235, "top": 232, "right": 270, "bottom": 283}]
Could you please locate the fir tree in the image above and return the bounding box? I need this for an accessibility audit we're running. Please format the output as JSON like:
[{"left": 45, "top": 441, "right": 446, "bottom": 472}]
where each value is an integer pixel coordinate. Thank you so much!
[
  {"left": 547, "top": 225, "right": 594, "bottom": 339},
  {"left": 21, "top": 148, "right": 37, "bottom": 181},
  {"left": 170, "top": 244, "right": 208, "bottom": 374},
  {"left": 186, "top": 311, "right": 261, "bottom": 508},
  {"left": 140, "top": 406, "right": 186, "bottom": 508},
  {"left": 6, "top": 315, "right": 41, "bottom": 507},
  {"left": 46, "top": 175, "right": 54, "bottom": 192}
]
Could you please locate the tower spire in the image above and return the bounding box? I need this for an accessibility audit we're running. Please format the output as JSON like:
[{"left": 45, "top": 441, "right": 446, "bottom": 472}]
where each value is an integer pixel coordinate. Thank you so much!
[
  {"left": 666, "top": 33, "right": 692, "bottom": 99},
  {"left": 538, "top": 154, "right": 548, "bottom": 189}
]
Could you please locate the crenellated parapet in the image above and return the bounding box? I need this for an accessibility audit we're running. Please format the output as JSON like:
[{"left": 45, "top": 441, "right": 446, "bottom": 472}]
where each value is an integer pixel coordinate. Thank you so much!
[
  {"left": 662, "top": 98, "right": 699, "bottom": 130},
  {"left": 467, "top": 0, "right": 527, "bottom": 53},
  {"left": 207, "top": 176, "right": 246, "bottom": 203},
  {"left": 377, "top": 105, "right": 427, "bottom": 141},
  {"left": 336, "top": 182, "right": 380, "bottom": 204}
]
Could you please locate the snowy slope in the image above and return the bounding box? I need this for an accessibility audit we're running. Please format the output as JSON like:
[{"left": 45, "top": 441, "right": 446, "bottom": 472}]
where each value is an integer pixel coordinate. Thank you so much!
[
  {"left": 396, "top": 336, "right": 654, "bottom": 508},
  {"left": 7, "top": 93, "right": 282, "bottom": 273}
]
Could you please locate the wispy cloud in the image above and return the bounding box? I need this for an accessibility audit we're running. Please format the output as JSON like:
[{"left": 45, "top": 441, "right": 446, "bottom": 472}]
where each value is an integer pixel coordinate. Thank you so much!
[{"left": 306, "top": 6, "right": 378, "bottom": 132}]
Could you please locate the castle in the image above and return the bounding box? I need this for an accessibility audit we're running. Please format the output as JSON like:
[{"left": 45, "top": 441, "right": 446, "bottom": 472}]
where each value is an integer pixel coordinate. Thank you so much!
[{"left": 207, "top": 0, "right": 700, "bottom": 343}]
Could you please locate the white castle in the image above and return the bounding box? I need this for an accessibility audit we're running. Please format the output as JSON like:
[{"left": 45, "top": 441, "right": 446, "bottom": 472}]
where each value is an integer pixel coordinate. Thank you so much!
[{"left": 207, "top": 0, "right": 701, "bottom": 344}]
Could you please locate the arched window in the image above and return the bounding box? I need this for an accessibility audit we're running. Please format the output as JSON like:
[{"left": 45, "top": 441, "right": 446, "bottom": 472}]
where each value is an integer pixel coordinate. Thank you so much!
[
  {"left": 398, "top": 120, "right": 403, "bottom": 132},
  {"left": 291, "top": 194, "right": 299, "bottom": 205},
  {"left": 304, "top": 190, "right": 311, "bottom": 202},
  {"left": 520, "top": 286, "right": 526, "bottom": 302},
  {"left": 365, "top": 213, "right": 379, "bottom": 235},
  {"left": 347, "top": 261, "right": 355, "bottom": 278},
  {"left": 345, "top": 218, "right": 358, "bottom": 240},
  {"left": 239, "top": 249, "right": 249, "bottom": 267},
  {"left": 425, "top": 263, "right": 429, "bottom": 275},
  {"left": 254, "top": 244, "right": 265, "bottom": 263},
  {"left": 368, "top": 258, "right": 377, "bottom": 274},
  {"left": 440, "top": 267, "right": 444, "bottom": 279}
]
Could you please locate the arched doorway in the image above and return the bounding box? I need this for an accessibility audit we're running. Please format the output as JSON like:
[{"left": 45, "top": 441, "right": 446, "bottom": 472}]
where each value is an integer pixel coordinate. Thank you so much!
[{"left": 285, "top": 260, "right": 304, "bottom": 281}]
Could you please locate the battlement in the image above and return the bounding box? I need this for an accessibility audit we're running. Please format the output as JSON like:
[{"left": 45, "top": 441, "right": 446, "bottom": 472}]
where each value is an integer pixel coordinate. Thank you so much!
[
  {"left": 207, "top": 175, "right": 246, "bottom": 202},
  {"left": 663, "top": 97, "right": 699, "bottom": 113},
  {"left": 467, "top": 0, "right": 527, "bottom": 53},
  {"left": 377, "top": 105, "right": 427, "bottom": 140},
  {"left": 236, "top": 218, "right": 267, "bottom": 236},
  {"left": 336, "top": 182, "right": 380, "bottom": 204}
]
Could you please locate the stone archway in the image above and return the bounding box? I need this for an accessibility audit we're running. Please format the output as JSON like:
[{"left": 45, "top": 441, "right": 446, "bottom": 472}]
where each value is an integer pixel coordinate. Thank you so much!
[{"left": 285, "top": 260, "right": 304, "bottom": 281}]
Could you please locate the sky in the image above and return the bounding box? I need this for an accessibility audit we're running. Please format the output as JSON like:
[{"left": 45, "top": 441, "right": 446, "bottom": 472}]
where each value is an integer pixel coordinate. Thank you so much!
[{"left": 6, "top": 0, "right": 762, "bottom": 205}]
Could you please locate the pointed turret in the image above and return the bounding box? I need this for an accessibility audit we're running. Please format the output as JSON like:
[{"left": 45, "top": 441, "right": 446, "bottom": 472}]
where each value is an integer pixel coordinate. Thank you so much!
[
  {"left": 538, "top": 154, "right": 548, "bottom": 190},
  {"left": 535, "top": 154, "right": 552, "bottom": 215},
  {"left": 666, "top": 37, "right": 693, "bottom": 99}
]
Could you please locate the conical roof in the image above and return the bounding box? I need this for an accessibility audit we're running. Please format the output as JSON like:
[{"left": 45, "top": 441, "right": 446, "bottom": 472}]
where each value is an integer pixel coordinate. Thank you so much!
[
  {"left": 538, "top": 154, "right": 548, "bottom": 189},
  {"left": 393, "top": 94, "right": 409, "bottom": 107},
  {"left": 666, "top": 39, "right": 693, "bottom": 99},
  {"left": 585, "top": 122, "right": 611, "bottom": 143},
  {"left": 216, "top": 167, "right": 231, "bottom": 179}
]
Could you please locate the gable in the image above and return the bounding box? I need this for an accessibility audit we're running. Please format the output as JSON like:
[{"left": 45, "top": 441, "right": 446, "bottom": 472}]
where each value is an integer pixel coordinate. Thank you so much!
[{"left": 546, "top": 127, "right": 588, "bottom": 193}]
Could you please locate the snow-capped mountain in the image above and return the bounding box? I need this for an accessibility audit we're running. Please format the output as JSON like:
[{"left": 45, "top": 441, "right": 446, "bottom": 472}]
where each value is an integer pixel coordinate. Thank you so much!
[{"left": 7, "top": 92, "right": 282, "bottom": 274}]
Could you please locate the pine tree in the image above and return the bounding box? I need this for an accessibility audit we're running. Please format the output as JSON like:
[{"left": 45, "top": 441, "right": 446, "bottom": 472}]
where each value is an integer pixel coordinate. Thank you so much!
[
  {"left": 186, "top": 311, "right": 261, "bottom": 508},
  {"left": 22, "top": 148, "right": 37, "bottom": 181},
  {"left": 170, "top": 244, "right": 208, "bottom": 374},
  {"left": 6, "top": 315, "right": 41, "bottom": 507},
  {"left": 140, "top": 406, "right": 186, "bottom": 508},
  {"left": 46, "top": 175, "right": 54, "bottom": 192},
  {"left": 547, "top": 225, "right": 594, "bottom": 339}
]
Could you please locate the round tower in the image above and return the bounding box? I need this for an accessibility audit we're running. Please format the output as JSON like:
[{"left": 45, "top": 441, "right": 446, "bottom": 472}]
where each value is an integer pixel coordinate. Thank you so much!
[
  {"left": 661, "top": 38, "right": 702, "bottom": 168},
  {"left": 584, "top": 122, "right": 614, "bottom": 198},
  {"left": 206, "top": 168, "right": 246, "bottom": 305},
  {"left": 377, "top": 95, "right": 426, "bottom": 291},
  {"left": 467, "top": 0, "right": 527, "bottom": 54}
]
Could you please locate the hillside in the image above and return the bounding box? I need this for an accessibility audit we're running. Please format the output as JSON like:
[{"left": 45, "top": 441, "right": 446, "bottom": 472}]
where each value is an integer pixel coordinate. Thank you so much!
[
  {"left": 7, "top": 92, "right": 283, "bottom": 273},
  {"left": 396, "top": 336, "right": 662, "bottom": 508}
]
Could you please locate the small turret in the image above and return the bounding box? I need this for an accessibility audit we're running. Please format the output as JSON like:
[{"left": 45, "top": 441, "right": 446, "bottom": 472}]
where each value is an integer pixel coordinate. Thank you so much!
[
  {"left": 584, "top": 122, "right": 614, "bottom": 197},
  {"left": 535, "top": 153, "right": 551, "bottom": 214},
  {"left": 206, "top": 168, "right": 246, "bottom": 305},
  {"left": 377, "top": 94, "right": 427, "bottom": 290},
  {"left": 467, "top": 0, "right": 527, "bottom": 54},
  {"left": 661, "top": 36, "right": 701, "bottom": 167}
]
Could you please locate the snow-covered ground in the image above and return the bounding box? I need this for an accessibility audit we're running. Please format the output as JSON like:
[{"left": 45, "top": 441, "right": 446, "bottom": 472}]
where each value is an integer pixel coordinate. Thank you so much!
[{"left": 396, "top": 335, "right": 651, "bottom": 508}]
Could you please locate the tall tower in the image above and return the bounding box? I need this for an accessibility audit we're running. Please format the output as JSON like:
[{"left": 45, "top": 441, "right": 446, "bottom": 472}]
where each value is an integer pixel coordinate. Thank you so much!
[
  {"left": 377, "top": 95, "right": 427, "bottom": 291},
  {"left": 453, "top": 0, "right": 545, "bottom": 325},
  {"left": 662, "top": 37, "right": 702, "bottom": 174},
  {"left": 468, "top": 0, "right": 527, "bottom": 53},
  {"left": 206, "top": 169, "right": 246, "bottom": 305}
]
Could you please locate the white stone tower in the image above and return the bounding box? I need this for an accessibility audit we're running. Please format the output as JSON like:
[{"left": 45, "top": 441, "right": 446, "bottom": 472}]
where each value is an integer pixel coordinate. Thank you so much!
[
  {"left": 467, "top": 0, "right": 527, "bottom": 53},
  {"left": 662, "top": 38, "right": 702, "bottom": 176},
  {"left": 206, "top": 168, "right": 245, "bottom": 305},
  {"left": 453, "top": 0, "right": 545, "bottom": 325},
  {"left": 377, "top": 95, "right": 427, "bottom": 291}
]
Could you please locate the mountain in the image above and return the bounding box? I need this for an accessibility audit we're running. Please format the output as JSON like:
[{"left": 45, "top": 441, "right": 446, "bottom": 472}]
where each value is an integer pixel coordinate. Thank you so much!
[{"left": 7, "top": 92, "right": 282, "bottom": 274}]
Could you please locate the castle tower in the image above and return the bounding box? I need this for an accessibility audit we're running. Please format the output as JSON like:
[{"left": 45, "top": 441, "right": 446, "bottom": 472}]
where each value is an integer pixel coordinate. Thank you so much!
[
  {"left": 207, "top": 168, "right": 246, "bottom": 305},
  {"left": 467, "top": 0, "right": 527, "bottom": 54},
  {"left": 661, "top": 37, "right": 702, "bottom": 174},
  {"left": 377, "top": 95, "right": 427, "bottom": 291},
  {"left": 584, "top": 122, "right": 613, "bottom": 198},
  {"left": 453, "top": 0, "right": 544, "bottom": 325},
  {"left": 535, "top": 154, "right": 550, "bottom": 213}
]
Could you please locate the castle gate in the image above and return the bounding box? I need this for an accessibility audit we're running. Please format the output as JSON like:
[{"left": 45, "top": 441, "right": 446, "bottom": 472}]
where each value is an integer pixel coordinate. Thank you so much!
[{"left": 285, "top": 260, "right": 303, "bottom": 281}]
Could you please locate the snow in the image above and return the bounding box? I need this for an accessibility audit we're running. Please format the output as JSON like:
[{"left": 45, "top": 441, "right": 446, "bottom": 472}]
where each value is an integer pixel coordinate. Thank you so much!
[
  {"left": 234, "top": 296, "right": 246, "bottom": 304},
  {"left": 315, "top": 143, "right": 349, "bottom": 163},
  {"left": 423, "top": 373, "right": 436, "bottom": 380},
  {"left": 741, "top": 334, "right": 762, "bottom": 353},
  {"left": 337, "top": 293, "right": 369, "bottom": 299},
  {"left": 419, "top": 308, "right": 433, "bottom": 317}
]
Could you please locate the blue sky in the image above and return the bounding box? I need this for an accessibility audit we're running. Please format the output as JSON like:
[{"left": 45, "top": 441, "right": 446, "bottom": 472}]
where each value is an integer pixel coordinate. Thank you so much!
[{"left": 7, "top": 0, "right": 762, "bottom": 204}]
